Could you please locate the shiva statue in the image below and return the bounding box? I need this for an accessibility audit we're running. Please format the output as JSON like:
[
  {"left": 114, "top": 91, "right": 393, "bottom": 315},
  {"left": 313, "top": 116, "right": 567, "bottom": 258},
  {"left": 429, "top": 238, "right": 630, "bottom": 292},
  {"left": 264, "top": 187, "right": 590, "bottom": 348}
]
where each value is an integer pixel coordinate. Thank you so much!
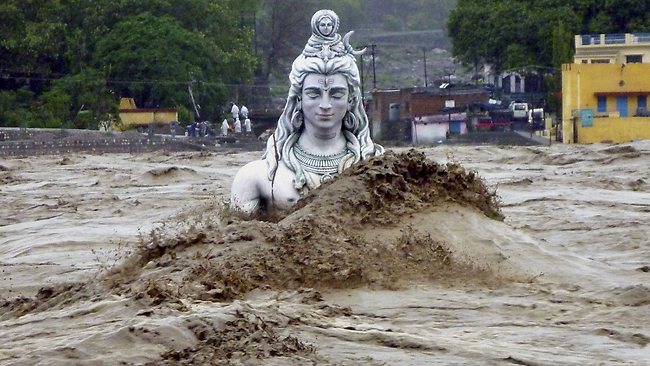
[{"left": 230, "top": 9, "right": 384, "bottom": 214}]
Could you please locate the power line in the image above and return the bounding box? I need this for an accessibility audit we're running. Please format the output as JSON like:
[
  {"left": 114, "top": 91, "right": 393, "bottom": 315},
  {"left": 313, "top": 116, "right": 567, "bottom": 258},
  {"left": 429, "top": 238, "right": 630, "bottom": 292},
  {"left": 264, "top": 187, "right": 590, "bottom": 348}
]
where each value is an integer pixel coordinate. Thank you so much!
[{"left": 0, "top": 74, "right": 287, "bottom": 89}]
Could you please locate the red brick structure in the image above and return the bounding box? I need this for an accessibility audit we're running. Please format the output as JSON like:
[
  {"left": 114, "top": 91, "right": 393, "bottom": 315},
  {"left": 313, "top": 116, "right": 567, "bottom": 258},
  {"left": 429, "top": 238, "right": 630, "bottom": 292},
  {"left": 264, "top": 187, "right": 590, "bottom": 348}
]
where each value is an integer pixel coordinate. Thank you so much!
[
  {"left": 370, "top": 86, "right": 490, "bottom": 121},
  {"left": 410, "top": 89, "right": 489, "bottom": 117}
]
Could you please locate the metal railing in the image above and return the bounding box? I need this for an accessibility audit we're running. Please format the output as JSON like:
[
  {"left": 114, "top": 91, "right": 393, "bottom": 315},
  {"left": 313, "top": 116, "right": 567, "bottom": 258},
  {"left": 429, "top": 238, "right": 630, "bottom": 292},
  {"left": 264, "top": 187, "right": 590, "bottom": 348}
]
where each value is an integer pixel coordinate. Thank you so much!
[
  {"left": 580, "top": 34, "right": 601, "bottom": 45},
  {"left": 579, "top": 33, "right": 650, "bottom": 46},
  {"left": 604, "top": 34, "right": 626, "bottom": 44},
  {"left": 632, "top": 33, "right": 650, "bottom": 43}
]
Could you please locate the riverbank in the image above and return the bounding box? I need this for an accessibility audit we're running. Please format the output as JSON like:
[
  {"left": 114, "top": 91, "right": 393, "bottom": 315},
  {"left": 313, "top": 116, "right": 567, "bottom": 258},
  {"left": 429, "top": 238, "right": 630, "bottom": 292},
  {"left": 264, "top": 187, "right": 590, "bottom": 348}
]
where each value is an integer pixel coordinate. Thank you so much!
[{"left": 0, "top": 128, "right": 265, "bottom": 157}]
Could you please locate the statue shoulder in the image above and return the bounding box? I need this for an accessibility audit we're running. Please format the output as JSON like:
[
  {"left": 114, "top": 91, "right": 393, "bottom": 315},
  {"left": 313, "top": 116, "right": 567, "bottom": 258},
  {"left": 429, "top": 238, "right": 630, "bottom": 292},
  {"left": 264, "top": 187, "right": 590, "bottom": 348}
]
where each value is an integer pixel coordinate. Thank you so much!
[
  {"left": 231, "top": 159, "right": 269, "bottom": 213},
  {"left": 234, "top": 159, "right": 267, "bottom": 184}
]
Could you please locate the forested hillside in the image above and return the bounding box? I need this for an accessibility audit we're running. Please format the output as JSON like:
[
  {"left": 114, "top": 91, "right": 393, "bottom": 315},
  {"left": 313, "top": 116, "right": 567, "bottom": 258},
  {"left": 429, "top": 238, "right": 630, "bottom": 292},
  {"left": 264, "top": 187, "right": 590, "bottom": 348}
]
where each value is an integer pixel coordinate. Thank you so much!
[
  {"left": 448, "top": 0, "right": 650, "bottom": 74},
  {"left": 0, "top": 0, "right": 457, "bottom": 128},
  {"left": 0, "top": 0, "right": 259, "bottom": 128}
]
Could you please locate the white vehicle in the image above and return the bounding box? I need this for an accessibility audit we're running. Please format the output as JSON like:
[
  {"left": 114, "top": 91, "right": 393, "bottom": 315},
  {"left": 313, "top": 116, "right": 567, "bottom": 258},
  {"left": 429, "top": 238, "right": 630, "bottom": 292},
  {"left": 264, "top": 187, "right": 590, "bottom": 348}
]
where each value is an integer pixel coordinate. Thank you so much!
[{"left": 509, "top": 101, "right": 530, "bottom": 120}]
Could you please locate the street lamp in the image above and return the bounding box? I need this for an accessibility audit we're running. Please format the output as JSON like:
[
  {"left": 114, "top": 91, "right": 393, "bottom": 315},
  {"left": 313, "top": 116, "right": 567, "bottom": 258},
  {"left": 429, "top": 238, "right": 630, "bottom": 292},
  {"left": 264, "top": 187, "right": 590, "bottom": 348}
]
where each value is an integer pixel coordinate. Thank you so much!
[{"left": 440, "top": 70, "right": 455, "bottom": 135}]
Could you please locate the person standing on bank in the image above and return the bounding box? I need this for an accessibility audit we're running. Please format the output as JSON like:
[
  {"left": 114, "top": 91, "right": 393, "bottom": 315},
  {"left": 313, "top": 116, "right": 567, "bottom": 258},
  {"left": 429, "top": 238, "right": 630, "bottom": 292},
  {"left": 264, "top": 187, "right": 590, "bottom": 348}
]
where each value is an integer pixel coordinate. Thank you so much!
[
  {"left": 230, "top": 102, "right": 239, "bottom": 124},
  {"left": 230, "top": 9, "right": 383, "bottom": 214},
  {"left": 233, "top": 117, "right": 242, "bottom": 134},
  {"left": 244, "top": 117, "right": 252, "bottom": 135},
  {"left": 221, "top": 118, "right": 229, "bottom": 137}
]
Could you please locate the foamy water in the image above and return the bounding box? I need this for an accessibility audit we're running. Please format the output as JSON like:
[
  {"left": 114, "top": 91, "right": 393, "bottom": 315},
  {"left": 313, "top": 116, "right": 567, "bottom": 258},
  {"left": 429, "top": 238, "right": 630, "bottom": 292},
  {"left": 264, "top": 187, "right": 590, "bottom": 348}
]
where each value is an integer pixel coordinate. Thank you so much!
[{"left": 1, "top": 142, "right": 648, "bottom": 365}]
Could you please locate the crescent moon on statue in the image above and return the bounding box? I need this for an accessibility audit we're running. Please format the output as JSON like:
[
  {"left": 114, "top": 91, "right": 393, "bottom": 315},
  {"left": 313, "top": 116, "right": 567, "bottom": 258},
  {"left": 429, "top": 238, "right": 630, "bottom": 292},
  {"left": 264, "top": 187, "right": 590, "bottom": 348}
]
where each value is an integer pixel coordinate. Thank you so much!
[{"left": 343, "top": 31, "right": 366, "bottom": 56}]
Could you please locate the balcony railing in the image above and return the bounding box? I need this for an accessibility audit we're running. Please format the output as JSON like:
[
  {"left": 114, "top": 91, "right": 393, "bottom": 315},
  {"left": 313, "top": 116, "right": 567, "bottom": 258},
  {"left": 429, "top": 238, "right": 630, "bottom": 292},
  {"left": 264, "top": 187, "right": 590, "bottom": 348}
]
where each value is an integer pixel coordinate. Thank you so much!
[
  {"left": 604, "top": 33, "right": 626, "bottom": 44},
  {"left": 579, "top": 33, "right": 650, "bottom": 46},
  {"left": 632, "top": 33, "right": 650, "bottom": 43},
  {"left": 580, "top": 34, "right": 601, "bottom": 45}
]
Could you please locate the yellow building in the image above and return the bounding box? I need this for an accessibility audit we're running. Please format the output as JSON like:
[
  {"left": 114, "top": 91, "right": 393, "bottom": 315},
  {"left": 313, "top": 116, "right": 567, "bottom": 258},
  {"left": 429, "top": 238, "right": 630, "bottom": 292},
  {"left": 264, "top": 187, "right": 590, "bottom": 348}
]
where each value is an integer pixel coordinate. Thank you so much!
[
  {"left": 562, "top": 33, "right": 650, "bottom": 143},
  {"left": 574, "top": 33, "right": 650, "bottom": 64},
  {"left": 117, "top": 98, "right": 178, "bottom": 130}
]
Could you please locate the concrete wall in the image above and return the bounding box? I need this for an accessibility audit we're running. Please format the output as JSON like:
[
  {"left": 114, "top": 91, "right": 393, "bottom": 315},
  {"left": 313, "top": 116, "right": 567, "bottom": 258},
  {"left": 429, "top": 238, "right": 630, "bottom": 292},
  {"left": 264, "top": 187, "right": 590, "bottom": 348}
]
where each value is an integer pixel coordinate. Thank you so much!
[
  {"left": 0, "top": 136, "right": 180, "bottom": 157},
  {"left": 572, "top": 116, "right": 650, "bottom": 143},
  {"left": 412, "top": 122, "right": 448, "bottom": 144},
  {"left": 118, "top": 97, "right": 178, "bottom": 129},
  {"left": 120, "top": 110, "right": 155, "bottom": 125},
  {"left": 118, "top": 109, "right": 178, "bottom": 128},
  {"left": 153, "top": 110, "right": 177, "bottom": 124}
]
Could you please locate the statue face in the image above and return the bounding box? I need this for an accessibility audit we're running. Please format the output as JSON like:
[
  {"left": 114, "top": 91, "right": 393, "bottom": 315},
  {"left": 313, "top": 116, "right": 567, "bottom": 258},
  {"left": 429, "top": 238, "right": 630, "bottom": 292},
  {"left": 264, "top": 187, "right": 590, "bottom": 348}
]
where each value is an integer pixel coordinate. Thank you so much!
[
  {"left": 301, "top": 73, "right": 348, "bottom": 132},
  {"left": 317, "top": 16, "right": 334, "bottom": 36}
]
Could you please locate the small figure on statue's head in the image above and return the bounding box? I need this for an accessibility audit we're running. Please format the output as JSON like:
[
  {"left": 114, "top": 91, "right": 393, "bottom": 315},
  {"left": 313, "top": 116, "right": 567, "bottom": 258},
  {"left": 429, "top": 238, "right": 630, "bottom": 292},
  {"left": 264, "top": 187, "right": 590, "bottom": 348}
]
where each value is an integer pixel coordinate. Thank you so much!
[
  {"left": 230, "top": 9, "right": 383, "bottom": 214},
  {"left": 313, "top": 9, "right": 338, "bottom": 38}
]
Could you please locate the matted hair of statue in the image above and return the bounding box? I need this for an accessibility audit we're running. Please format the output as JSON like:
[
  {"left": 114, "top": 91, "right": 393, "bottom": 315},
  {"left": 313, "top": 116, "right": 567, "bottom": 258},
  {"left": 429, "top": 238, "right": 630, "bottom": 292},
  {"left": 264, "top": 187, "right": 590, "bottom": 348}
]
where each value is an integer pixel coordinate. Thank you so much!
[{"left": 229, "top": 9, "right": 383, "bottom": 214}]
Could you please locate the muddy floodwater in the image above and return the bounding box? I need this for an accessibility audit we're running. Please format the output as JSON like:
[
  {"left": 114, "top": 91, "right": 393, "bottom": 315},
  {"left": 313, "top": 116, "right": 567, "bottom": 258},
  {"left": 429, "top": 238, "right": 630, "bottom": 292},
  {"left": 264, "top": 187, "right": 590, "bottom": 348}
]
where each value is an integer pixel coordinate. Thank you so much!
[{"left": 1, "top": 142, "right": 649, "bottom": 365}]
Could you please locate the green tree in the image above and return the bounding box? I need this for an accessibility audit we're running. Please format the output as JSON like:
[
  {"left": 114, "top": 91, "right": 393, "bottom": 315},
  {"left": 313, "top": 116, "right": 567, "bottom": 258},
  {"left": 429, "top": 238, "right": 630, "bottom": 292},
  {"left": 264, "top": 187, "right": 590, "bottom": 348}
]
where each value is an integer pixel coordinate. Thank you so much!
[
  {"left": 41, "top": 86, "right": 71, "bottom": 128},
  {"left": 448, "top": 0, "right": 649, "bottom": 73},
  {"left": 0, "top": 88, "right": 34, "bottom": 127},
  {"left": 48, "top": 68, "right": 118, "bottom": 129},
  {"left": 94, "top": 12, "right": 256, "bottom": 120},
  {"left": 552, "top": 21, "right": 573, "bottom": 69},
  {"left": 254, "top": 0, "right": 320, "bottom": 81},
  {"left": 0, "top": 0, "right": 259, "bottom": 128},
  {"left": 447, "top": 0, "right": 497, "bottom": 72}
]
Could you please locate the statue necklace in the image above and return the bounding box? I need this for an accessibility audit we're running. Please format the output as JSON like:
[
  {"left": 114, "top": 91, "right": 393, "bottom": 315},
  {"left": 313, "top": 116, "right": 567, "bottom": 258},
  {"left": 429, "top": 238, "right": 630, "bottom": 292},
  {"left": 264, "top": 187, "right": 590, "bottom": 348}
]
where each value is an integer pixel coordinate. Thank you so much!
[{"left": 294, "top": 142, "right": 348, "bottom": 182}]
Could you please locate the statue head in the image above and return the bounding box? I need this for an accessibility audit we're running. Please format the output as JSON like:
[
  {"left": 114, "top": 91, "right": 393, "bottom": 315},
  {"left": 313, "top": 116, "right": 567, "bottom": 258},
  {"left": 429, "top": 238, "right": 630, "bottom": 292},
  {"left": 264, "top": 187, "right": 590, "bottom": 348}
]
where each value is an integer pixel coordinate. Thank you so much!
[{"left": 263, "top": 9, "right": 383, "bottom": 193}]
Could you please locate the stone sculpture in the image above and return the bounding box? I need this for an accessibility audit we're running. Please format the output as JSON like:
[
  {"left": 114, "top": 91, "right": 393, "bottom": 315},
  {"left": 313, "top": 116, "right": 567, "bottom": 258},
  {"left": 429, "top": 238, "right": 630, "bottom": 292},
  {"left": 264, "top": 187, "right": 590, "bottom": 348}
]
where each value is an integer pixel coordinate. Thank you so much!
[{"left": 230, "top": 9, "right": 383, "bottom": 214}]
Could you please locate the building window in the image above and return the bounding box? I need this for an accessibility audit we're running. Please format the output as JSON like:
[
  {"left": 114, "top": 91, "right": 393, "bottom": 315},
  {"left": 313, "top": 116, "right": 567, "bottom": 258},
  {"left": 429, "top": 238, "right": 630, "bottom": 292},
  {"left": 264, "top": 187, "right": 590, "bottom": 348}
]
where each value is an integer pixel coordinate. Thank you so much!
[
  {"left": 626, "top": 55, "right": 643, "bottom": 63},
  {"left": 581, "top": 60, "right": 588, "bottom": 64},
  {"left": 639, "top": 96, "right": 648, "bottom": 116},
  {"left": 591, "top": 59, "right": 610, "bottom": 64},
  {"left": 597, "top": 96, "right": 607, "bottom": 112}
]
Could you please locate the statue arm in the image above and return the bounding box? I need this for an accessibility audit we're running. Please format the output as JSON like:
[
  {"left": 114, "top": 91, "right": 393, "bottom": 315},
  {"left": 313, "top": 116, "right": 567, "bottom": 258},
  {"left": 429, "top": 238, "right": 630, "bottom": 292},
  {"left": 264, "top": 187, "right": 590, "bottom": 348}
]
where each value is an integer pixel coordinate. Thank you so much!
[{"left": 230, "top": 160, "right": 266, "bottom": 214}]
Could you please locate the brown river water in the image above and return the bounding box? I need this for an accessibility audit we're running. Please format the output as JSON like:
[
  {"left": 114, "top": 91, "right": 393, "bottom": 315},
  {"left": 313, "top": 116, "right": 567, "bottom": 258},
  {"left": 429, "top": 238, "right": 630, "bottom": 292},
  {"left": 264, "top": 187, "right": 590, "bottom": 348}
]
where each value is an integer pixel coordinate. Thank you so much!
[{"left": 1, "top": 142, "right": 649, "bottom": 365}]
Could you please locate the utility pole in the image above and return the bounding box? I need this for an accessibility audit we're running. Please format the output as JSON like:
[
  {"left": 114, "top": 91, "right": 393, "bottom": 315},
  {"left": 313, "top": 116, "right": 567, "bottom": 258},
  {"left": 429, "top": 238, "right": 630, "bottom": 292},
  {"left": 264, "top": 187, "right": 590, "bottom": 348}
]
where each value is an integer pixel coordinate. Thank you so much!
[
  {"left": 447, "top": 72, "right": 451, "bottom": 128},
  {"left": 253, "top": 10, "right": 257, "bottom": 56},
  {"left": 188, "top": 80, "right": 201, "bottom": 120},
  {"left": 370, "top": 44, "right": 377, "bottom": 90},
  {"left": 422, "top": 48, "right": 428, "bottom": 87}
]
